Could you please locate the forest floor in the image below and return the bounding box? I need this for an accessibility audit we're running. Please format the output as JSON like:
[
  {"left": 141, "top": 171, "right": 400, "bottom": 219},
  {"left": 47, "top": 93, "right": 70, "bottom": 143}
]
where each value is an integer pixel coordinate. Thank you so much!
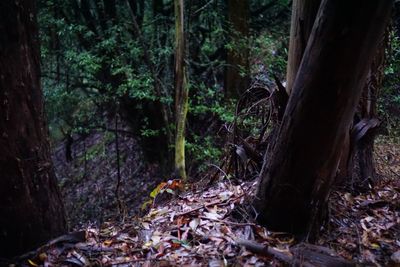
[
  {"left": 52, "top": 130, "right": 165, "bottom": 228},
  {"left": 17, "top": 136, "right": 400, "bottom": 266}
]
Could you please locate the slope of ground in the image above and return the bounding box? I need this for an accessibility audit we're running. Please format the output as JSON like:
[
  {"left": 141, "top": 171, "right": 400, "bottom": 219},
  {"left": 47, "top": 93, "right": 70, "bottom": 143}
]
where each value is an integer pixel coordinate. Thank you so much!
[
  {"left": 52, "top": 130, "right": 164, "bottom": 228},
  {"left": 15, "top": 139, "right": 398, "bottom": 266}
]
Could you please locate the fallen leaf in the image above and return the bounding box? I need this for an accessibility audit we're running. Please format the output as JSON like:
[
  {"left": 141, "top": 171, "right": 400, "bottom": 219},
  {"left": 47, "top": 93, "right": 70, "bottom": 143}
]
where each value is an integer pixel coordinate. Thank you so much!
[
  {"left": 189, "top": 218, "right": 200, "bottom": 231},
  {"left": 204, "top": 212, "right": 222, "bottom": 220}
]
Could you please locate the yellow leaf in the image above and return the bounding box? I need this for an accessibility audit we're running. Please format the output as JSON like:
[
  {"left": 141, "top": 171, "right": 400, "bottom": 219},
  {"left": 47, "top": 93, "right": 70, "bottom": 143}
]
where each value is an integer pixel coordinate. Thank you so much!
[
  {"left": 150, "top": 182, "right": 167, "bottom": 198},
  {"left": 371, "top": 243, "right": 380, "bottom": 249},
  {"left": 27, "top": 259, "right": 38, "bottom": 267},
  {"left": 141, "top": 199, "right": 152, "bottom": 210},
  {"left": 143, "top": 241, "right": 152, "bottom": 249}
]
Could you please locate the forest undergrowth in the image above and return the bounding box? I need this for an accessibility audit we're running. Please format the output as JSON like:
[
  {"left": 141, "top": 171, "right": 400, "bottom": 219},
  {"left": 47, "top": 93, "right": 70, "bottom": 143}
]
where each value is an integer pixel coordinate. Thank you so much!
[{"left": 15, "top": 136, "right": 399, "bottom": 266}]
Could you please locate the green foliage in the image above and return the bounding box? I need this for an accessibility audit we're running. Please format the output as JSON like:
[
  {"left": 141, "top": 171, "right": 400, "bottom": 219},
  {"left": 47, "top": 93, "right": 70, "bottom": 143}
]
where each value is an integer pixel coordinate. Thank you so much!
[
  {"left": 190, "top": 83, "right": 235, "bottom": 123},
  {"left": 380, "top": 30, "right": 400, "bottom": 136},
  {"left": 38, "top": 0, "right": 294, "bottom": 175},
  {"left": 186, "top": 135, "right": 223, "bottom": 171},
  {"left": 250, "top": 32, "right": 288, "bottom": 78}
]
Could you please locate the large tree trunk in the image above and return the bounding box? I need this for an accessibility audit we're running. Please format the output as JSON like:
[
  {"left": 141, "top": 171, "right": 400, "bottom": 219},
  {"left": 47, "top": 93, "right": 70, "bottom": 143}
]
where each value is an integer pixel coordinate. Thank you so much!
[
  {"left": 174, "top": 0, "right": 189, "bottom": 180},
  {"left": 255, "top": 0, "right": 392, "bottom": 238},
  {"left": 285, "top": 0, "right": 321, "bottom": 94},
  {"left": 0, "top": 0, "right": 66, "bottom": 258},
  {"left": 225, "top": 0, "right": 250, "bottom": 99}
]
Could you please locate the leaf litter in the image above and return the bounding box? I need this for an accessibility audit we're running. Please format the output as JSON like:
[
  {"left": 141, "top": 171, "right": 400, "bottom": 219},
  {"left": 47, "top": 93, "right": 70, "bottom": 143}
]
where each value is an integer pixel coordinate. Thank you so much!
[{"left": 12, "top": 142, "right": 400, "bottom": 266}]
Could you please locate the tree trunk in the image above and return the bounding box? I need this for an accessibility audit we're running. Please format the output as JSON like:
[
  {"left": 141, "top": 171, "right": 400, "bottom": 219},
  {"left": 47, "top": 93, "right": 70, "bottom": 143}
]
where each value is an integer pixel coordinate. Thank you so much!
[
  {"left": 285, "top": 0, "right": 321, "bottom": 94},
  {"left": 255, "top": 0, "right": 392, "bottom": 238},
  {"left": 0, "top": 0, "right": 66, "bottom": 258},
  {"left": 174, "top": 0, "right": 189, "bottom": 180},
  {"left": 353, "top": 35, "right": 387, "bottom": 189},
  {"left": 125, "top": 0, "right": 172, "bottom": 169},
  {"left": 395, "top": 2, "right": 400, "bottom": 34},
  {"left": 336, "top": 34, "right": 387, "bottom": 190},
  {"left": 225, "top": 0, "right": 250, "bottom": 99},
  {"left": 65, "top": 133, "right": 74, "bottom": 162}
]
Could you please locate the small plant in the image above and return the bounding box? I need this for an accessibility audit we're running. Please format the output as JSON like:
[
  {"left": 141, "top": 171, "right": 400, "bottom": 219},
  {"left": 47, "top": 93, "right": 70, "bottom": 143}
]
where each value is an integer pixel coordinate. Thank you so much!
[{"left": 141, "top": 180, "right": 184, "bottom": 210}]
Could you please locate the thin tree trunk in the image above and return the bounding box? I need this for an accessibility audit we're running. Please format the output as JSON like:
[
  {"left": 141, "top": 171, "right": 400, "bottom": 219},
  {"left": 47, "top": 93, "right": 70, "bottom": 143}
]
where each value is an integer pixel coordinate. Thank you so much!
[
  {"left": 126, "top": 0, "right": 173, "bottom": 168},
  {"left": 65, "top": 132, "right": 74, "bottom": 162},
  {"left": 255, "top": 0, "right": 392, "bottom": 238},
  {"left": 225, "top": 0, "right": 250, "bottom": 99},
  {"left": 0, "top": 0, "right": 66, "bottom": 257},
  {"left": 286, "top": 0, "right": 321, "bottom": 94},
  {"left": 174, "top": 0, "right": 189, "bottom": 180},
  {"left": 126, "top": 0, "right": 172, "bottom": 136},
  {"left": 115, "top": 109, "right": 122, "bottom": 214}
]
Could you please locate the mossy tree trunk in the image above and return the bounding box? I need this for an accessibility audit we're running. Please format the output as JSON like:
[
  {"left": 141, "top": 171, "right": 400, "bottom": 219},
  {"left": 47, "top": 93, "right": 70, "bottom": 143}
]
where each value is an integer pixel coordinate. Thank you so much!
[
  {"left": 255, "top": 0, "right": 393, "bottom": 238},
  {"left": 0, "top": 0, "right": 66, "bottom": 258},
  {"left": 174, "top": 0, "right": 189, "bottom": 180}
]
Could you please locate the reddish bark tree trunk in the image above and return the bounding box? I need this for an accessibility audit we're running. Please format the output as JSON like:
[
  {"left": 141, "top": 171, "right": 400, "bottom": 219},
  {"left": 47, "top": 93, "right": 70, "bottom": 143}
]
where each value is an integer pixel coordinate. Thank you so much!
[
  {"left": 0, "top": 0, "right": 66, "bottom": 258},
  {"left": 255, "top": 0, "right": 393, "bottom": 238}
]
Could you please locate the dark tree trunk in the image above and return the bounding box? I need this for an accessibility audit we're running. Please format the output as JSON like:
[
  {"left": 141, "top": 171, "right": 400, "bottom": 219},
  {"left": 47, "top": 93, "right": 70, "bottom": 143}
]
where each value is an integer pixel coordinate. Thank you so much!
[
  {"left": 255, "top": 0, "right": 392, "bottom": 238},
  {"left": 65, "top": 133, "right": 74, "bottom": 162},
  {"left": 80, "top": 0, "right": 99, "bottom": 35},
  {"left": 336, "top": 35, "right": 387, "bottom": 190},
  {"left": 0, "top": 0, "right": 66, "bottom": 258},
  {"left": 225, "top": 0, "right": 250, "bottom": 98},
  {"left": 127, "top": 0, "right": 145, "bottom": 27},
  {"left": 395, "top": 2, "right": 400, "bottom": 34},
  {"left": 103, "top": 0, "right": 117, "bottom": 22},
  {"left": 286, "top": 0, "right": 321, "bottom": 94},
  {"left": 125, "top": 0, "right": 172, "bottom": 169},
  {"left": 153, "top": 0, "right": 164, "bottom": 15},
  {"left": 354, "top": 36, "right": 386, "bottom": 189}
]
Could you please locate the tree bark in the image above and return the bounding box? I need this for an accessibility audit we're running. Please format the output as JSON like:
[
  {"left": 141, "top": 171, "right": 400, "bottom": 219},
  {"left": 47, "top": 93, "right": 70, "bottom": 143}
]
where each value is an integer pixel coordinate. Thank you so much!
[
  {"left": 0, "top": 0, "right": 66, "bottom": 258},
  {"left": 336, "top": 34, "right": 387, "bottom": 190},
  {"left": 285, "top": 0, "right": 321, "bottom": 94},
  {"left": 174, "top": 0, "right": 189, "bottom": 180},
  {"left": 255, "top": 0, "right": 393, "bottom": 238},
  {"left": 353, "top": 35, "right": 386, "bottom": 189},
  {"left": 225, "top": 0, "right": 250, "bottom": 99}
]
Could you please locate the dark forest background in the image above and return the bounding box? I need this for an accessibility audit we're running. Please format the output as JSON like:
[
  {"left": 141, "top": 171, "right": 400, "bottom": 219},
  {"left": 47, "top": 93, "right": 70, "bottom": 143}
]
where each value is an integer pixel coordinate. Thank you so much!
[
  {"left": 0, "top": 0, "right": 399, "bottom": 264},
  {"left": 37, "top": 0, "right": 400, "bottom": 226}
]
